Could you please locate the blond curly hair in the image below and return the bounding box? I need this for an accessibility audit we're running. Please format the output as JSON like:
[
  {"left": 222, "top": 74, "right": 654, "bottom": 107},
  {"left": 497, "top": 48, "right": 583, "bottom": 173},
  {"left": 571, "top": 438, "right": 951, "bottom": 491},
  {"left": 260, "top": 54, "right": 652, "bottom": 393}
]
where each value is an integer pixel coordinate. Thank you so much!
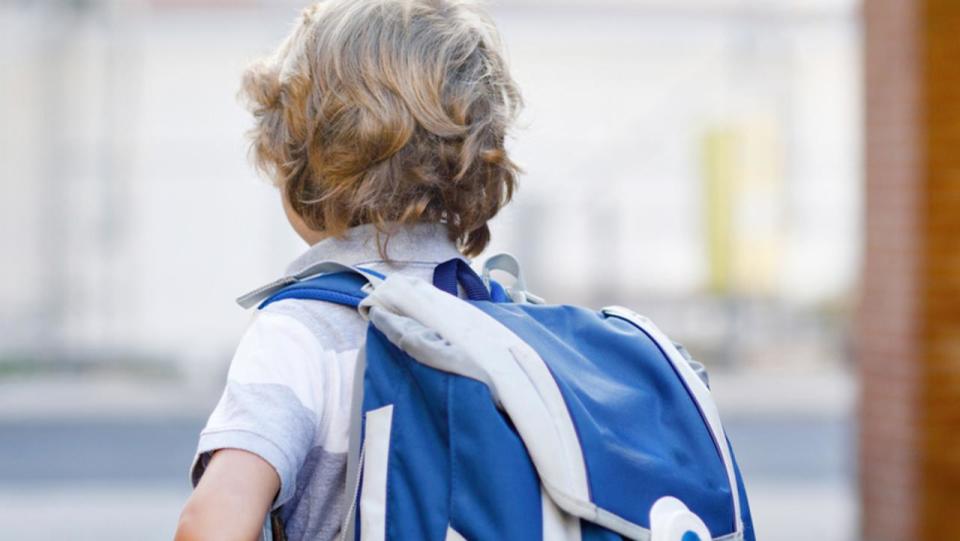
[{"left": 241, "top": 0, "right": 523, "bottom": 256}]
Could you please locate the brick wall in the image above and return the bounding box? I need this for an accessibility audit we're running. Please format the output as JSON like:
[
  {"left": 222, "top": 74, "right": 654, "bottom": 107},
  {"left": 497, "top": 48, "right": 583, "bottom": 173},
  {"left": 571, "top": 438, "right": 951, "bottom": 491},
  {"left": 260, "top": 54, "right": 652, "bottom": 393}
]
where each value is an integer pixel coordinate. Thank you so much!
[
  {"left": 860, "top": 1, "right": 960, "bottom": 539},
  {"left": 918, "top": 0, "right": 960, "bottom": 536}
]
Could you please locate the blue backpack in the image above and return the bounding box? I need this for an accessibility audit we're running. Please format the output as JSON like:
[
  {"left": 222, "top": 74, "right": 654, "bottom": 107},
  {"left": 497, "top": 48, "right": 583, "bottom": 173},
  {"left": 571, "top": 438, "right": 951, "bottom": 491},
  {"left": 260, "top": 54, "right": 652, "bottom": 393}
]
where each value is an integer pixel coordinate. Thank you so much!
[{"left": 241, "top": 255, "right": 754, "bottom": 541}]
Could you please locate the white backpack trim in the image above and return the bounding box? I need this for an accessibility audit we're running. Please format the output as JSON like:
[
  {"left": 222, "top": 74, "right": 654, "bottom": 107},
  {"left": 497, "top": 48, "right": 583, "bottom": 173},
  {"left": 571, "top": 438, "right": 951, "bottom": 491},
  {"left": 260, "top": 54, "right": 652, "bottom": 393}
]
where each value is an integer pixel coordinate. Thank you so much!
[{"left": 359, "top": 404, "right": 395, "bottom": 541}]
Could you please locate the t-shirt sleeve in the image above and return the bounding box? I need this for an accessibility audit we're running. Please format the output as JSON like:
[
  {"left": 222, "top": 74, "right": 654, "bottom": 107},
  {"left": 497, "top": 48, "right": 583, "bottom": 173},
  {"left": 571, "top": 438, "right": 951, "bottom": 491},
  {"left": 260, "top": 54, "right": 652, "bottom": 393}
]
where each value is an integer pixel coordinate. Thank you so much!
[{"left": 190, "top": 310, "right": 328, "bottom": 509}]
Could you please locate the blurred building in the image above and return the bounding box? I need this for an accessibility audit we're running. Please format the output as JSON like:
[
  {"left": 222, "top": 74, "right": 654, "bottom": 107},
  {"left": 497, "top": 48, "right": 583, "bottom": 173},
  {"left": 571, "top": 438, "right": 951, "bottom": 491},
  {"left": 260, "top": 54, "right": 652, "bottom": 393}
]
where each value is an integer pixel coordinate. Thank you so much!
[
  {"left": 0, "top": 0, "right": 861, "bottom": 373},
  {"left": 0, "top": 2, "right": 869, "bottom": 541}
]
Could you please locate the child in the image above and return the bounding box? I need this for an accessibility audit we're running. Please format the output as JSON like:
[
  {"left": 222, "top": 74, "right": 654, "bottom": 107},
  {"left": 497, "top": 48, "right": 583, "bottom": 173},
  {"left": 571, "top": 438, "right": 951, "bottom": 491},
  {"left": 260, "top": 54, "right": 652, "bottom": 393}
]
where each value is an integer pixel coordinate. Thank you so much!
[{"left": 175, "top": 1, "right": 521, "bottom": 539}]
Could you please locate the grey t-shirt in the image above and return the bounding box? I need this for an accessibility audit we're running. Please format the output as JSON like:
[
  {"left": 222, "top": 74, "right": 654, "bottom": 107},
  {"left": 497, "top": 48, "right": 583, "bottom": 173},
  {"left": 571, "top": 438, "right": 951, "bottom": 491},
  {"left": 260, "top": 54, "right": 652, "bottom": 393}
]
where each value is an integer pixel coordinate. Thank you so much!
[{"left": 191, "top": 223, "right": 466, "bottom": 540}]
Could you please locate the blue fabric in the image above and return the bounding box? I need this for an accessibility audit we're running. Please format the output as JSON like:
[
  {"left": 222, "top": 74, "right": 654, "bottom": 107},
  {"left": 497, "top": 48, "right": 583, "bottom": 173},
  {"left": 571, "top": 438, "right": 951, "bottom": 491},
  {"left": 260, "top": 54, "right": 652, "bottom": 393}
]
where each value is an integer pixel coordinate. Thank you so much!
[
  {"left": 360, "top": 327, "right": 451, "bottom": 540},
  {"left": 580, "top": 521, "right": 624, "bottom": 541},
  {"left": 488, "top": 279, "right": 511, "bottom": 303},
  {"left": 447, "top": 376, "right": 541, "bottom": 539},
  {"left": 471, "top": 302, "right": 737, "bottom": 537},
  {"left": 432, "top": 258, "right": 491, "bottom": 301},
  {"left": 358, "top": 328, "right": 542, "bottom": 541}
]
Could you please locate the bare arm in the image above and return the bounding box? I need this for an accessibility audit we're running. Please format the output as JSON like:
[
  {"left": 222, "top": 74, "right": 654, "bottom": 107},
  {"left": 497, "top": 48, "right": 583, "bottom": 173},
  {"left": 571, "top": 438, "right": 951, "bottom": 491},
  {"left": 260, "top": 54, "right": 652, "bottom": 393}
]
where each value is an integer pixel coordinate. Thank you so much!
[{"left": 175, "top": 449, "right": 280, "bottom": 541}]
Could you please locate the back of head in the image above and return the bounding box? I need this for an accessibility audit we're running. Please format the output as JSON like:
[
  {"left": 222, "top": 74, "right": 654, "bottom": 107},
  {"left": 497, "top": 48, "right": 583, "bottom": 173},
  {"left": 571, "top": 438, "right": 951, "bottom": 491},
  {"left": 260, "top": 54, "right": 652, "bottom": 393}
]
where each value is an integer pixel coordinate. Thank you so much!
[{"left": 243, "top": 0, "right": 523, "bottom": 256}]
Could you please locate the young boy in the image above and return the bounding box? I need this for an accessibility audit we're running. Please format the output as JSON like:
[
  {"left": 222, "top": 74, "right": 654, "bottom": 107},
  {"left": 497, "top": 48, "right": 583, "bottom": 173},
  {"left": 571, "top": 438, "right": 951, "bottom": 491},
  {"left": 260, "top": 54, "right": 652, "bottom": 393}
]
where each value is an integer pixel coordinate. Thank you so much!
[{"left": 175, "top": 1, "right": 521, "bottom": 539}]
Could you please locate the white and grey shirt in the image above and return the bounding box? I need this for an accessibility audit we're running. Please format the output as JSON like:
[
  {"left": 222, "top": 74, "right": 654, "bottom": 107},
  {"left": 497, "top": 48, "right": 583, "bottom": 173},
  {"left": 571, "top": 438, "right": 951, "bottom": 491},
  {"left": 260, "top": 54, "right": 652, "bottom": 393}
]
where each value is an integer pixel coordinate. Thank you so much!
[{"left": 190, "top": 223, "right": 466, "bottom": 540}]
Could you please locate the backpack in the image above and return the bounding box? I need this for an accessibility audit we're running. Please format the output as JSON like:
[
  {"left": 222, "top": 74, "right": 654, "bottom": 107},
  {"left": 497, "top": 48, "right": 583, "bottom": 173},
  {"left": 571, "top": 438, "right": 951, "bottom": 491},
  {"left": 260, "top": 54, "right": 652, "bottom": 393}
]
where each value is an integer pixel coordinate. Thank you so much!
[{"left": 240, "top": 255, "right": 755, "bottom": 541}]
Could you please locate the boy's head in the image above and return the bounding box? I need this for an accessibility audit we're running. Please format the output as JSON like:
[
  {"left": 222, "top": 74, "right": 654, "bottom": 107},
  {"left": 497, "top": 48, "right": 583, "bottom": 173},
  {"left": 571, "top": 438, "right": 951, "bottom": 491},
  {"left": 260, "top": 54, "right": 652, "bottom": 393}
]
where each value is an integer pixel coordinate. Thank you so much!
[{"left": 242, "top": 0, "right": 522, "bottom": 256}]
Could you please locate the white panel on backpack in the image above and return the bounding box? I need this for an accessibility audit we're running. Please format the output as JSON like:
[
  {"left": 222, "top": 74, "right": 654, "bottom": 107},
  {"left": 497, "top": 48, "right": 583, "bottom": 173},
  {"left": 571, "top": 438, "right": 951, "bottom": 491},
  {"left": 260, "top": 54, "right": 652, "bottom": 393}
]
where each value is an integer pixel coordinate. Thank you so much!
[
  {"left": 360, "top": 404, "right": 394, "bottom": 541},
  {"left": 445, "top": 525, "right": 467, "bottom": 541}
]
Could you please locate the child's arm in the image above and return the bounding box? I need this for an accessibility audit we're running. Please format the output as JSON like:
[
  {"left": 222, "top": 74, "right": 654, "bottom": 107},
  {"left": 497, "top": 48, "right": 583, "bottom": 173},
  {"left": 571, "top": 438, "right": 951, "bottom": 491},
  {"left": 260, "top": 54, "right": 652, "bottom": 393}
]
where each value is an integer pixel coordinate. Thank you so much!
[{"left": 175, "top": 449, "right": 280, "bottom": 541}]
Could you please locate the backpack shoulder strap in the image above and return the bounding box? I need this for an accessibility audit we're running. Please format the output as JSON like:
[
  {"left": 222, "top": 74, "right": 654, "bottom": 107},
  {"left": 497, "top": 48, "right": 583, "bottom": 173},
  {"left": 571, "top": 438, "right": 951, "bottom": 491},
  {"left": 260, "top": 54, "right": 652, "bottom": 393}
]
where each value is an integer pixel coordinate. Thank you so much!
[
  {"left": 235, "top": 261, "right": 385, "bottom": 310},
  {"left": 258, "top": 271, "right": 371, "bottom": 309}
]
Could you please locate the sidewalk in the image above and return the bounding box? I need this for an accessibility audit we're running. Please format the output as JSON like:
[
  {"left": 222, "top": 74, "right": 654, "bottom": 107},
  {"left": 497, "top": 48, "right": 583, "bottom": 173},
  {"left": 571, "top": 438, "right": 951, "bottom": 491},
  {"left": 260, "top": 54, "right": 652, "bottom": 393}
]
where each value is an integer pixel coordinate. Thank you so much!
[{"left": 0, "top": 368, "right": 858, "bottom": 541}]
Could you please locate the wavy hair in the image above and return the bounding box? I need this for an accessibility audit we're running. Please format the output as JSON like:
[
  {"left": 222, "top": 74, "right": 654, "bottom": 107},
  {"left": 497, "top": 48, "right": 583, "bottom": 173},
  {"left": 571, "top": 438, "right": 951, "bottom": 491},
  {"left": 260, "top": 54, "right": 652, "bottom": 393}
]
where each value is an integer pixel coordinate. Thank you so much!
[{"left": 241, "top": 0, "right": 523, "bottom": 256}]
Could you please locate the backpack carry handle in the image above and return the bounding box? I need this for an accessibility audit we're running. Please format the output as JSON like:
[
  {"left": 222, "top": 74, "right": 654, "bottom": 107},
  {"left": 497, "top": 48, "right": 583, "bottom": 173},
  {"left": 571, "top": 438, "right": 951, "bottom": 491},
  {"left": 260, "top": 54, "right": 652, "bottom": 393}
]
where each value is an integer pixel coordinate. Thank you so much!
[
  {"left": 432, "top": 258, "right": 491, "bottom": 301},
  {"left": 482, "top": 253, "right": 546, "bottom": 304}
]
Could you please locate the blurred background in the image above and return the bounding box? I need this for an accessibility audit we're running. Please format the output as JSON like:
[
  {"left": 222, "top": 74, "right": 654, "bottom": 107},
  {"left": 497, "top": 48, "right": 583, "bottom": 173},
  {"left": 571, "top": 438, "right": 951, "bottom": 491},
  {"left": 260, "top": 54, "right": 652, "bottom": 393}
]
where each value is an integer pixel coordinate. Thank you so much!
[{"left": 1, "top": 0, "right": 864, "bottom": 539}]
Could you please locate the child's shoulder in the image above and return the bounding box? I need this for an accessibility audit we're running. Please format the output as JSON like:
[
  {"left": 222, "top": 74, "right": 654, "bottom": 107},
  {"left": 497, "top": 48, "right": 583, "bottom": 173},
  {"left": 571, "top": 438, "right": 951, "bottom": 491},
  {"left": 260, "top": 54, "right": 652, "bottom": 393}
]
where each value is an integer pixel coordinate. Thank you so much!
[{"left": 255, "top": 298, "right": 367, "bottom": 355}]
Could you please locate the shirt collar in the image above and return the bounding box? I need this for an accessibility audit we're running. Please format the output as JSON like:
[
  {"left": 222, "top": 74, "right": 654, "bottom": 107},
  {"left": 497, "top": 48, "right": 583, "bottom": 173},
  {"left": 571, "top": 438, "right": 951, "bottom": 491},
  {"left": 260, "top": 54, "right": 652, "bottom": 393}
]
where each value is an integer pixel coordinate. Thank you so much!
[{"left": 285, "top": 222, "right": 465, "bottom": 275}]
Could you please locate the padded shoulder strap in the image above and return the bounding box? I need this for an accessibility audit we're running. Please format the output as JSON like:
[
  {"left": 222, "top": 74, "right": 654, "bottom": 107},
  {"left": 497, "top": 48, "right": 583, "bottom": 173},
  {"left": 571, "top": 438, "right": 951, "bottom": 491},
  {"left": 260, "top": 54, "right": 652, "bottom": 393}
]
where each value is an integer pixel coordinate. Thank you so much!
[
  {"left": 237, "top": 262, "right": 385, "bottom": 310},
  {"left": 258, "top": 271, "right": 373, "bottom": 309}
]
